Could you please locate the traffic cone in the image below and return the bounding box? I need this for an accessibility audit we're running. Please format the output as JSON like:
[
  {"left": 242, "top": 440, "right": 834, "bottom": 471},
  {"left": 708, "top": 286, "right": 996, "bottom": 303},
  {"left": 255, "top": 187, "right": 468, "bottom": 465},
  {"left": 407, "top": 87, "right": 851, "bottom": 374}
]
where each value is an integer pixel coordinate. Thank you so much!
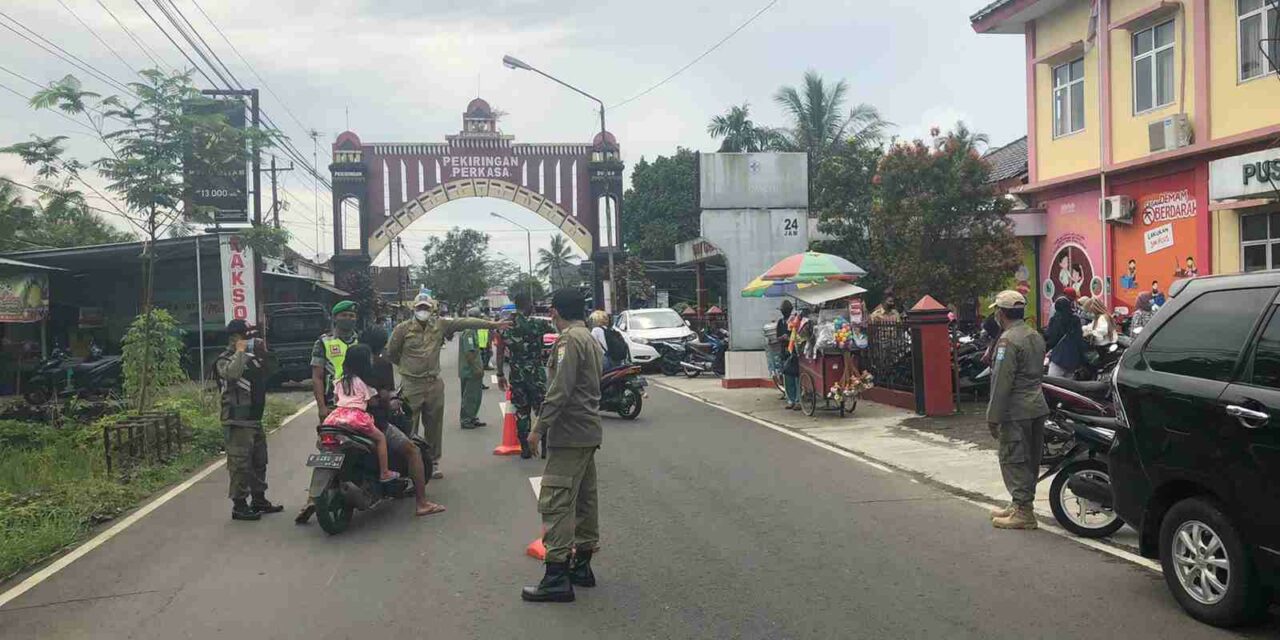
[
  {"left": 493, "top": 387, "right": 522, "bottom": 456},
  {"left": 525, "top": 535, "right": 546, "bottom": 560}
]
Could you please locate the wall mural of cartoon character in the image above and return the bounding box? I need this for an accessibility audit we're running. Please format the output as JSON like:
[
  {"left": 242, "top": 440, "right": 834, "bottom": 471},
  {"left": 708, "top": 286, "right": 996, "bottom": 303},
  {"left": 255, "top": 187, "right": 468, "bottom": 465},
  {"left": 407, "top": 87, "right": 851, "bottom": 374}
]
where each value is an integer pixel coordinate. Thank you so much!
[{"left": 1044, "top": 243, "right": 1095, "bottom": 305}]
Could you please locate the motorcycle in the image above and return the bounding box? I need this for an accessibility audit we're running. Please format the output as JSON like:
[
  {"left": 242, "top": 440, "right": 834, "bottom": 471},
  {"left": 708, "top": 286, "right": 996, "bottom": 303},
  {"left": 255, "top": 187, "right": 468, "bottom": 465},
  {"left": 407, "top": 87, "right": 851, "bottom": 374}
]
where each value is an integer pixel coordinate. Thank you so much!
[
  {"left": 680, "top": 328, "right": 728, "bottom": 378},
  {"left": 304, "top": 395, "right": 434, "bottom": 535},
  {"left": 598, "top": 364, "right": 647, "bottom": 419},
  {"left": 650, "top": 340, "right": 686, "bottom": 376},
  {"left": 954, "top": 332, "right": 991, "bottom": 395},
  {"left": 1041, "top": 373, "right": 1115, "bottom": 465},
  {"left": 24, "top": 342, "right": 123, "bottom": 406},
  {"left": 1038, "top": 409, "right": 1123, "bottom": 538}
]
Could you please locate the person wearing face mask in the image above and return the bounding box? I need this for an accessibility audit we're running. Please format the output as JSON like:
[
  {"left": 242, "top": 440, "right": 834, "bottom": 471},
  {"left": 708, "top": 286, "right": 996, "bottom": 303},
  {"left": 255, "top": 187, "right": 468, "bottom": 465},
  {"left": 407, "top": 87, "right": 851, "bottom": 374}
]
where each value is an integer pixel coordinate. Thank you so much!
[
  {"left": 310, "top": 300, "right": 361, "bottom": 422},
  {"left": 216, "top": 319, "right": 282, "bottom": 521},
  {"left": 388, "top": 292, "right": 510, "bottom": 477}
]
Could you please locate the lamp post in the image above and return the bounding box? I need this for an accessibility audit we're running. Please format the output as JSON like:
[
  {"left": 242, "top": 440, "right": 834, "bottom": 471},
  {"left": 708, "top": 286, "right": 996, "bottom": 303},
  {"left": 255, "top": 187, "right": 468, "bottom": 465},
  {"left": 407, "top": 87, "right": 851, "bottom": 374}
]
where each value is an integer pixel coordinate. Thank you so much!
[
  {"left": 490, "top": 212, "right": 534, "bottom": 300},
  {"left": 502, "top": 54, "right": 615, "bottom": 312}
]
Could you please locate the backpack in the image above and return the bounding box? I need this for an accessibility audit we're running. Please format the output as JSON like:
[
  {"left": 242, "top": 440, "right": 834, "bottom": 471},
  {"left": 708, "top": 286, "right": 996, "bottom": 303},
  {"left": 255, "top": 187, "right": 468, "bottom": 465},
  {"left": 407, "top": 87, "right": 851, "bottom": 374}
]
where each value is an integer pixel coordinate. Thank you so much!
[{"left": 603, "top": 327, "right": 630, "bottom": 363}]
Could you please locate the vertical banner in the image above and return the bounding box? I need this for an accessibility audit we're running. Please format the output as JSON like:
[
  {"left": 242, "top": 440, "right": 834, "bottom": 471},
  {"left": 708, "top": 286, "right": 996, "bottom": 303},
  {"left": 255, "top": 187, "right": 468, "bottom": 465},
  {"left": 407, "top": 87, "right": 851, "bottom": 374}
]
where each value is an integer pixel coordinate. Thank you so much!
[{"left": 219, "top": 234, "right": 256, "bottom": 324}]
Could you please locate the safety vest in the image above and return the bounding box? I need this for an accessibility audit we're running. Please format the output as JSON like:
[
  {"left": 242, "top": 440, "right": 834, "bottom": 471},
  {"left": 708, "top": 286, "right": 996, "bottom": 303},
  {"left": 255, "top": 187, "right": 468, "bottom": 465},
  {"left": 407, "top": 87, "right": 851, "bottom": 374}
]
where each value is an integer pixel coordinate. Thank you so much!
[
  {"left": 476, "top": 328, "right": 490, "bottom": 349},
  {"left": 322, "top": 336, "right": 351, "bottom": 382}
]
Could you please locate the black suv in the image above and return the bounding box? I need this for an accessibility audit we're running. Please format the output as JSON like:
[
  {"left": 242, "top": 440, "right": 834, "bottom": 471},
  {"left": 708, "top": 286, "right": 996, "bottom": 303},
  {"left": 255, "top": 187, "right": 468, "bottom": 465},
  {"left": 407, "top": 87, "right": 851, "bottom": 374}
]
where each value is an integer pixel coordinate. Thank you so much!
[{"left": 1112, "top": 271, "right": 1279, "bottom": 626}]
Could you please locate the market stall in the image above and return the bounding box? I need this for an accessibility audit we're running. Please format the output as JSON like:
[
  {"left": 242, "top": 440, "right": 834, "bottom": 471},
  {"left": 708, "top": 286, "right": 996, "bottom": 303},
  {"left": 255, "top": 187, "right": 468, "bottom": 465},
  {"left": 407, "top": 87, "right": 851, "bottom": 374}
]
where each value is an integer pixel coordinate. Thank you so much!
[{"left": 787, "top": 281, "right": 872, "bottom": 417}]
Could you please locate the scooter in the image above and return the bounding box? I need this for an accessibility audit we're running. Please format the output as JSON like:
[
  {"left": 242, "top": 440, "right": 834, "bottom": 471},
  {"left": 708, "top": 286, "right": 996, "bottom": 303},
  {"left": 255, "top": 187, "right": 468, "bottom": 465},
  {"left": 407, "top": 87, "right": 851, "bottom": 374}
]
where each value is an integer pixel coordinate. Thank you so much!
[
  {"left": 598, "top": 364, "right": 647, "bottom": 419},
  {"left": 681, "top": 328, "right": 728, "bottom": 378},
  {"left": 304, "top": 397, "right": 433, "bottom": 535},
  {"left": 1038, "top": 409, "right": 1123, "bottom": 538},
  {"left": 1040, "top": 373, "right": 1115, "bottom": 465},
  {"left": 650, "top": 340, "right": 686, "bottom": 376},
  {"left": 24, "top": 342, "right": 123, "bottom": 406}
]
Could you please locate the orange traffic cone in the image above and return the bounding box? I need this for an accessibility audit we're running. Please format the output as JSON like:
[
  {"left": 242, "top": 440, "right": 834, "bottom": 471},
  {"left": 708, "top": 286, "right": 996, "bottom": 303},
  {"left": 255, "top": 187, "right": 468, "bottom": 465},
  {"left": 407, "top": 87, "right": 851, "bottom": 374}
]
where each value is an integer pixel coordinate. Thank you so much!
[
  {"left": 525, "top": 535, "right": 546, "bottom": 560},
  {"left": 493, "top": 387, "right": 522, "bottom": 456}
]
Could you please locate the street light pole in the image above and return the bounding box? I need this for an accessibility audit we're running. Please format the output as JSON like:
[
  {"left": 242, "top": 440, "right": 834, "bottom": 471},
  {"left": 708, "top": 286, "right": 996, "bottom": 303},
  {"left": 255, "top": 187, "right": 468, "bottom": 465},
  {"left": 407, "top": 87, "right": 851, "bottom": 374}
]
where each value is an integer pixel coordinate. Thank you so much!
[
  {"left": 490, "top": 212, "right": 534, "bottom": 300},
  {"left": 503, "top": 54, "right": 615, "bottom": 312}
]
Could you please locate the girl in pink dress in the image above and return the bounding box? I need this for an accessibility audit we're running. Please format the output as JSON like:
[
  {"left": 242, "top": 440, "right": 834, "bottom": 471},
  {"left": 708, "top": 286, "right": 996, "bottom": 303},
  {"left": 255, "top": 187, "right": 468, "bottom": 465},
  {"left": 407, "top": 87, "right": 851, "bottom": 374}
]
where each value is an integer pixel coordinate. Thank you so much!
[{"left": 322, "top": 344, "right": 398, "bottom": 482}]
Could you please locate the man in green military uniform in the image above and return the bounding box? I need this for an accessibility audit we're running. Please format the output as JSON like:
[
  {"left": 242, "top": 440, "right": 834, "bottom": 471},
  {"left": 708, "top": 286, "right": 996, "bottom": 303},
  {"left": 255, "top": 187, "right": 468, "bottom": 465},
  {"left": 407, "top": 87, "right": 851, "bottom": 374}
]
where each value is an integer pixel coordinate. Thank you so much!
[
  {"left": 388, "top": 292, "right": 508, "bottom": 478},
  {"left": 495, "top": 292, "right": 554, "bottom": 459},
  {"left": 522, "top": 288, "right": 603, "bottom": 603},
  {"left": 296, "top": 300, "right": 361, "bottom": 524},
  {"left": 215, "top": 319, "right": 284, "bottom": 521},
  {"left": 457, "top": 311, "right": 486, "bottom": 429},
  {"left": 986, "top": 290, "right": 1050, "bottom": 530}
]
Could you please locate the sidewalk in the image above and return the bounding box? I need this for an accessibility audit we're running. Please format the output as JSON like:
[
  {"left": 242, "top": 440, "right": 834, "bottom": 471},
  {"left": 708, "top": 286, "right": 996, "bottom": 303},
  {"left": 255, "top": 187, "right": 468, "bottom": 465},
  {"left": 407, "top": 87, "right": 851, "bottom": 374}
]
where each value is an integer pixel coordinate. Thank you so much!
[{"left": 650, "top": 375, "right": 1140, "bottom": 552}]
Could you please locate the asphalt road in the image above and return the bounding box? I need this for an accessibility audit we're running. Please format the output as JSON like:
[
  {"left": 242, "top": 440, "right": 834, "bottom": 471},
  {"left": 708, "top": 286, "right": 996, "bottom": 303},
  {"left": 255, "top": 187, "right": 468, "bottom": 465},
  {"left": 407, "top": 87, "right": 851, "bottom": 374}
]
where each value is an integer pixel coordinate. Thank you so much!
[{"left": 1, "top": 350, "right": 1275, "bottom": 639}]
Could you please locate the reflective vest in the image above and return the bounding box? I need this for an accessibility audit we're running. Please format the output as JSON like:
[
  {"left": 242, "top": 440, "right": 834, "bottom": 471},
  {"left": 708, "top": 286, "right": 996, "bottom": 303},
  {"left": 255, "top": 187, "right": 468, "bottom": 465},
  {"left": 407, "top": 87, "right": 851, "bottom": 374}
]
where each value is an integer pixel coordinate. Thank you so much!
[
  {"left": 476, "top": 328, "right": 490, "bottom": 349},
  {"left": 322, "top": 336, "right": 351, "bottom": 383}
]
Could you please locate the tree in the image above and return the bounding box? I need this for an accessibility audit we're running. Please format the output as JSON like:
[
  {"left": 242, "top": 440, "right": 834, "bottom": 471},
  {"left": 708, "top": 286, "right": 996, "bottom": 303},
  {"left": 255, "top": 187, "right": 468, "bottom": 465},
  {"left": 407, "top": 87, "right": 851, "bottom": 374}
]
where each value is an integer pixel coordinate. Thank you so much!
[
  {"left": 620, "top": 148, "right": 699, "bottom": 260},
  {"left": 773, "top": 70, "right": 887, "bottom": 162},
  {"left": 537, "top": 235, "right": 576, "bottom": 289},
  {"left": 612, "top": 256, "right": 655, "bottom": 308},
  {"left": 867, "top": 123, "right": 1021, "bottom": 306},
  {"left": 3, "top": 70, "right": 277, "bottom": 409},
  {"left": 415, "top": 227, "right": 492, "bottom": 312},
  {"left": 809, "top": 139, "right": 885, "bottom": 296},
  {"left": 337, "top": 269, "right": 385, "bottom": 328},
  {"left": 507, "top": 273, "right": 547, "bottom": 302},
  {"left": 706, "top": 103, "right": 781, "bottom": 152},
  {"left": 0, "top": 180, "right": 134, "bottom": 251}
]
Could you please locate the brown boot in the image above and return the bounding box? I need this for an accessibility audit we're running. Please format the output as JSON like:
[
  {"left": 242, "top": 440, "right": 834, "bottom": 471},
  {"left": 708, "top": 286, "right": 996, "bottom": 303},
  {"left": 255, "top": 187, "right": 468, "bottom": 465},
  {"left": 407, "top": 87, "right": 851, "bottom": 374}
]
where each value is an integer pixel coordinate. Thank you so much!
[
  {"left": 989, "top": 503, "right": 1016, "bottom": 519},
  {"left": 992, "top": 505, "right": 1038, "bottom": 530}
]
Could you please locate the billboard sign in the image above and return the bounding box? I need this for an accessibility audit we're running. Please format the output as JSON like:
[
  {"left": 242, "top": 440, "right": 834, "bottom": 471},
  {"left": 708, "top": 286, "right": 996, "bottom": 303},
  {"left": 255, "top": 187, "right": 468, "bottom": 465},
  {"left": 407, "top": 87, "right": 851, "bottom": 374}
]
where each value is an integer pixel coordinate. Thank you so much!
[
  {"left": 0, "top": 273, "right": 48, "bottom": 323},
  {"left": 219, "top": 234, "right": 257, "bottom": 324},
  {"left": 185, "top": 99, "right": 250, "bottom": 225}
]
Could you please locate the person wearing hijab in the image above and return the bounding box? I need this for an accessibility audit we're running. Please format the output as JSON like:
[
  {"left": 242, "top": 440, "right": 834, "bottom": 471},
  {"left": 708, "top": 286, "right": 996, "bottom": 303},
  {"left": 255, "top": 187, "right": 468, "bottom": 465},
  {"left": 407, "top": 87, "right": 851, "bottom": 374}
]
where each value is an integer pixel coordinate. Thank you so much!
[
  {"left": 1080, "top": 297, "right": 1117, "bottom": 346},
  {"left": 1043, "top": 297, "right": 1085, "bottom": 379},
  {"left": 1130, "top": 291, "right": 1155, "bottom": 335}
]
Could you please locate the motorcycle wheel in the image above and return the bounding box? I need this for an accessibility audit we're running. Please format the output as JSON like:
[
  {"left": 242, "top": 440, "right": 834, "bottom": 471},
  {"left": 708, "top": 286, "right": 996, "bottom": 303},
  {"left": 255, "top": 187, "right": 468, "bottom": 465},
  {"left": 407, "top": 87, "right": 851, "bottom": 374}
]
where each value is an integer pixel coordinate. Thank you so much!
[
  {"left": 617, "top": 388, "right": 643, "bottom": 420},
  {"left": 23, "top": 388, "right": 49, "bottom": 406},
  {"left": 660, "top": 358, "right": 681, "bottom": 376},
  {"left": 315, "top": 483, "right": 353, "bottom": 535},
  {"left": 683, "top": 360, "right": 702, "bottom": 378},
  {"left": 1049, "top": 459, "right": 1123, "bottom": 538}
]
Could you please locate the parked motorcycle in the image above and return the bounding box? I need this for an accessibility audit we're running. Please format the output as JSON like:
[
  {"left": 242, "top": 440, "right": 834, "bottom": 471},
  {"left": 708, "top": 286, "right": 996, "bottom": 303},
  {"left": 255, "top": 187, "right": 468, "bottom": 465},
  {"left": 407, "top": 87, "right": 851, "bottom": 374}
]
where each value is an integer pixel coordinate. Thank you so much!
[
  {"left": 1039, "top": 409, "right": 1123, "bottom": 538},
  {"left": 599, "top": 364, "right": 647, "bottom": 419},
  {"left": 681, "top": 328, "right": 728, "bottom": 378},
  {"left": 650, "top": 340, "right": 686, "bottom": 376},
  {"left": 1041, "top": 373, "right": 1115, "bottom": 465},
  {"left": 954, "top": 332, "right": 991, "bottom": 395},
  {"left": 24, "top": 342, "right": 123, "bottom": 406},
  {"left": 305, "top": 395, "right": 433, "bottom": 535}
]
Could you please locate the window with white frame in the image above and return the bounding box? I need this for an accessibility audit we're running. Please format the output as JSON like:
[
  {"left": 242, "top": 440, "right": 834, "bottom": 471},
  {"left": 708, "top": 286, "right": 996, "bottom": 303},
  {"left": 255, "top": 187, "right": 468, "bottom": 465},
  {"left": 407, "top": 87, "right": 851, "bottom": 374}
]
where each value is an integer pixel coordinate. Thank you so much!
[
  {"left": 1052, "top": 58, "right": 1085, "bottom": 137},
  {"left": 1241, "top": 212, "right": 1280, "bottom": 272},
  {"left": 1239, "top": 0, "right": 1279, "bottom": 81},
  {"left": 1133, "top": 19, "right": 1176, "bottom": 114}
]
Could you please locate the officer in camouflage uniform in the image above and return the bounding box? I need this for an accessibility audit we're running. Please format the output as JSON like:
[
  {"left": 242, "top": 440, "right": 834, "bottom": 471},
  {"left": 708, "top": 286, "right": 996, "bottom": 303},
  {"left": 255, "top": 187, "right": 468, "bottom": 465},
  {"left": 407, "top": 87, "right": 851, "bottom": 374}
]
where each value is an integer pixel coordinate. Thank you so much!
[
  {"left": 495, "top": 291, "right": 555, "bottom": 459},
  {"left": 215, "top": 319, "right": 283, "bottom": 521}
]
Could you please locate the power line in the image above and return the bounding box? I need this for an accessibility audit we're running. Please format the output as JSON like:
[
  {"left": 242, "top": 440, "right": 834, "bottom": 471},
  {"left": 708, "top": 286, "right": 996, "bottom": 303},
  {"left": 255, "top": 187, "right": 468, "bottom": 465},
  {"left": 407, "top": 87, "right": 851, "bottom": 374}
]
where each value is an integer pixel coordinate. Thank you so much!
[
  {"left": 96, "top": 0, "right": 170, "bottom": 71},
  {"left": 0, "top": 176, "right": 141, "bottom": 226},
  {"left": 0, "top": 77, "right": 97, "bottom": 133},
  {"left": 56, "top": 0, "right": 138, "bottom": 77},
  {"left": 608, "top": 0, "right": 778, "bottom": 110},
  {"left": 131, "top": 0, "right": 218, "bottom": 86},
  {"left": 0, "top": 10, "right": 136, "bottom": 97}
]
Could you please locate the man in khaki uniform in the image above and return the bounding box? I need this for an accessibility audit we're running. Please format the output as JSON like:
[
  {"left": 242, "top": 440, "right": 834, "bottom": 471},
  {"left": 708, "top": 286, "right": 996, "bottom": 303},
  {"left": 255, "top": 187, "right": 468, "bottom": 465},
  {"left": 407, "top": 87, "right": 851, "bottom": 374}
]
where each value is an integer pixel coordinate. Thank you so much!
[
  {"left": 986, "top": 290, "right": 1050, "bottom": 530},
  {"left": 387, "top": 292, "right": 508, "bottom": 478},
  {"left": 522, "top": 288, "right": 603, "bottom": 603}
]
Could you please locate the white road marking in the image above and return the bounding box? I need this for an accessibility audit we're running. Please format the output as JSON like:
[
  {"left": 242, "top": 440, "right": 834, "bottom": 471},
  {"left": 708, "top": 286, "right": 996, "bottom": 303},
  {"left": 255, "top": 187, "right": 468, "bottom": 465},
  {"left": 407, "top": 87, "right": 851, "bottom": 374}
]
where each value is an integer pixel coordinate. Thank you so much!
[
  {"left": 0, "top": 400, "right": 317, "bottom": 610},
  {"left": 491, "top": 374, "right": 498, "bottom": 385},
  {"left": 650, "top": 383, "right": 1162, "bottom": 574},
  {"left": 529, "top": 476, "right": 541, "bottom": 500}
]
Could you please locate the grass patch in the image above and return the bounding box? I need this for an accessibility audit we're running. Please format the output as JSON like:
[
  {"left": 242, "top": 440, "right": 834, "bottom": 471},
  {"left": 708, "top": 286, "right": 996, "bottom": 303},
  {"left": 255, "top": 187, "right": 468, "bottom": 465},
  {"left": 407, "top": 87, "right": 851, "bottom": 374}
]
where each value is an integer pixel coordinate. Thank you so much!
[{"left": 0, "top": 384, "right": 303, "bottom": 581}]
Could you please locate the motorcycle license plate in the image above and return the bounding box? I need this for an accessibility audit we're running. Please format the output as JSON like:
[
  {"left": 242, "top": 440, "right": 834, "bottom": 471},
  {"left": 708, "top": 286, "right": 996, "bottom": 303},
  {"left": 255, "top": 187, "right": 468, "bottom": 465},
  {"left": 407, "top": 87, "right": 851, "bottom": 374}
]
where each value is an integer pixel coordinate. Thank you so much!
[{"left": 306, "top": 453, "right": 344, "bottom": 469}]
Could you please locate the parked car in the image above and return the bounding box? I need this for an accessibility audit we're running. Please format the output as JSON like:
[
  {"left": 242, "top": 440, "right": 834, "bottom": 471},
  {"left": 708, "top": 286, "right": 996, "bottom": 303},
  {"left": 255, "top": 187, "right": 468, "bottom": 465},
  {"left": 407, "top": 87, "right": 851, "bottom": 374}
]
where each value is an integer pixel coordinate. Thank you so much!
[
  {"left": 1110, "top": 271, "right": 1280, "bottom": 627},
  {"left": 614, "top": 309, "right": 695, "bottom": 370},
  {"left": 264, "top": 303, "right": 329, "bottom": 385}
]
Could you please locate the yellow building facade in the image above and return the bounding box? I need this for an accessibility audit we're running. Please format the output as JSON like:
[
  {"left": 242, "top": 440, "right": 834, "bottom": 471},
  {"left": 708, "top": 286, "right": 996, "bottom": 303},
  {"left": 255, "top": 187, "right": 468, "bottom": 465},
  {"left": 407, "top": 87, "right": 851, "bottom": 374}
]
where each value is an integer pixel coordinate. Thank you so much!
[{"left": 973, "top": 0, "right": 1280, "bottom": 319}]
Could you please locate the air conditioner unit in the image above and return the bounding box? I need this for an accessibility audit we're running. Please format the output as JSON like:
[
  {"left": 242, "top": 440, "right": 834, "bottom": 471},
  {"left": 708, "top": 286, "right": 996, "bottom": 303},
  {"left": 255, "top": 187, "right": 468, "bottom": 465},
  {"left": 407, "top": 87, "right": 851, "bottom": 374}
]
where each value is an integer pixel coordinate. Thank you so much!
[
  {"left": 1100, "top": 195, "right": 1135, "bottom": 223},
  {"left": 1149, "top": 114, "right": 1193, "bottom": 153}
]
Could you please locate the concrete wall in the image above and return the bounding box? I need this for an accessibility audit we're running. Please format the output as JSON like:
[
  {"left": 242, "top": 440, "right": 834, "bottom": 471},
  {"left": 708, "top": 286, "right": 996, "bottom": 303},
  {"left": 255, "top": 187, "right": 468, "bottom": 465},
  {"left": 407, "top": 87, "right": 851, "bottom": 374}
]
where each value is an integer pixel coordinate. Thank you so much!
[
  {"left": 701, "top": 208, "right": 809, "bottom": 350},
  {"left": 700, "top": 153, "right": 808, "bottom": 209}
]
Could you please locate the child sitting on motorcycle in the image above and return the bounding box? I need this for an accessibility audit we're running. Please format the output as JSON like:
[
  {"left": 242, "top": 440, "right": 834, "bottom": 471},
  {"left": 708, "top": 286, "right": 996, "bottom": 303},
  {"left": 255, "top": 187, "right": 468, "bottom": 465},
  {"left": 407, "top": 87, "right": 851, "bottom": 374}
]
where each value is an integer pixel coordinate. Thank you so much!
[{"left": 322, "top": 344, "right": 399, "bottom": 483}]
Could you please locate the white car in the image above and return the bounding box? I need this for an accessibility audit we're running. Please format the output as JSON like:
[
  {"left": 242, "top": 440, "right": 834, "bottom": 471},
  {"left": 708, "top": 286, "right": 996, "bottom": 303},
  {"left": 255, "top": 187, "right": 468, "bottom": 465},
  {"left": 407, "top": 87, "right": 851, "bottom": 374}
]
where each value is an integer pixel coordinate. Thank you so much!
[{"left": 614, "top": 308, "right": 697, "bottom": 366}]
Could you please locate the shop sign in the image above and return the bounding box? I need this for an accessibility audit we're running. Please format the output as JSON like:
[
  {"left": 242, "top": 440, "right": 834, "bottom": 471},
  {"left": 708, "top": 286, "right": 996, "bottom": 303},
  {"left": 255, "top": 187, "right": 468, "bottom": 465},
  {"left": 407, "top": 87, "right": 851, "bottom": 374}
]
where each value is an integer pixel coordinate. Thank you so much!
[
  {"left": 1143, "top": 223, "right": 1175, "bottom": 254},
  {"left": 1209, "top": 148, "right": 1280, "bottom": 201},
  {"left": 79, "top": 306, "right": 105, "bottom": 328},
  {"left": 1140, "top": 189, "right": 1196, "bottom": 225},
  {"left": 674, "top": 237, "right": 723, "bottom": 264},
  {"left": 0, "top": 273, "right": 48, "bottom": 323},
  {"left": 441, "top": 153, "right": 519, "bottom": 180},
  {"left": 219, "top": 234, "right": 256, "bottom": 323}
]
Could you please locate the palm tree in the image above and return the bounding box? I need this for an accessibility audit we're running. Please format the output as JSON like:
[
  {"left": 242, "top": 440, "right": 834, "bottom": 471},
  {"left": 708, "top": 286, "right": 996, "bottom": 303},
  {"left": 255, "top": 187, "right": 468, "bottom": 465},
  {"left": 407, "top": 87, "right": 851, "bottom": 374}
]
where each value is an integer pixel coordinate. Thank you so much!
[
  {"left": 537, "top": 234, "right": 576, "bottom": 289},
  {"left": 773, "top": 70, "right": 888, "bottom": 160},
  {"left": 708, "top": 104, "right": 767, "bottom": 152}
]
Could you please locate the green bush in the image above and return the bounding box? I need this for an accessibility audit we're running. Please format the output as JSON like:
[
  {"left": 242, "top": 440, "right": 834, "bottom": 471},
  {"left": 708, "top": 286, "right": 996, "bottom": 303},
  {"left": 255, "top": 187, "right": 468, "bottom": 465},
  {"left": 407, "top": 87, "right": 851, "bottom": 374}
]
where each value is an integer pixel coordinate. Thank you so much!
[
  {"left": 0, "top": 419, "right": 61, "bottom": 450},
  {"left": 121, "top": 309, "right": 187, "bottom": 410}
]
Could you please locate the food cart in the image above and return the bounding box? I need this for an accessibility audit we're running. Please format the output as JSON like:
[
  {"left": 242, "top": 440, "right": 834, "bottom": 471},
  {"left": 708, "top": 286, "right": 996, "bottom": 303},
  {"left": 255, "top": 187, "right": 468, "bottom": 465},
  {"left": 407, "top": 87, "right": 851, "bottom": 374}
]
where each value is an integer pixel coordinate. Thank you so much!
[{"left": 789, "top": 281, "right": 872, "bottom": 417}]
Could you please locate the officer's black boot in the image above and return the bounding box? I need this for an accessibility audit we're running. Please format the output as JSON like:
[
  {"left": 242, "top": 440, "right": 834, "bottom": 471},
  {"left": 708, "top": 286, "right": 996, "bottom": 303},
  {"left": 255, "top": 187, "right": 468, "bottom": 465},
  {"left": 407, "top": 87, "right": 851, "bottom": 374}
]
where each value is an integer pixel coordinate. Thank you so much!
[
  {"left": 518, "top": 434, "right": 532, "bottom": 459},
  {"left": 521, "top": 562, "right": 575, "bottom": 602},
  {"left": 231, "top": 499, "right": 261, "bottom": 521},
  {"left": 568, "top": 548, "right": 596, "bottom": 587},
  {"left": 250, "top": 493, "right": 284, "bottom": 514}
]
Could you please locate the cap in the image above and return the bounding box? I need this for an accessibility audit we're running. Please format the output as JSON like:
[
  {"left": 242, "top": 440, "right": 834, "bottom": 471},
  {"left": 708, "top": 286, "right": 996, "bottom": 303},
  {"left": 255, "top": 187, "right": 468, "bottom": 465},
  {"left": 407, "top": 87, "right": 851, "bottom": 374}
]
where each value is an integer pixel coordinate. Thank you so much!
[
  {"left": 225, "top": 319, "right": 252, "bottom": 335},
  {"left": 988, "top": 290, "right": 1027, "bottom": 310},
  {"left": 413, "top": 292, "right": 437, "bottom": 309}
]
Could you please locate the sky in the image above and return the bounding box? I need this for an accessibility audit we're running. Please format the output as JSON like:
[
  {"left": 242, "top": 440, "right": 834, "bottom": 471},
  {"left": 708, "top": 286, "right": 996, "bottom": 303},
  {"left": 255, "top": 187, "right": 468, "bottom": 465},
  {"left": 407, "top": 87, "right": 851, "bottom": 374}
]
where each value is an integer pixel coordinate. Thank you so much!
[{"left": 0, "top": 0, "right": 1026, "bottom": 271}]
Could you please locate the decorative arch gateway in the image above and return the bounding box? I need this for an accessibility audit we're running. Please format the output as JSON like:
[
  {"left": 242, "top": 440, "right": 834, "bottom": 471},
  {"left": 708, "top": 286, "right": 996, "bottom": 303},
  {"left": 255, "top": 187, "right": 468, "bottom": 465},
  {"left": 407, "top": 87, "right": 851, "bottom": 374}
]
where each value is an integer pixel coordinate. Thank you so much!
[{"left": 328, "top": 98, "right": 624, "bottom": 302}]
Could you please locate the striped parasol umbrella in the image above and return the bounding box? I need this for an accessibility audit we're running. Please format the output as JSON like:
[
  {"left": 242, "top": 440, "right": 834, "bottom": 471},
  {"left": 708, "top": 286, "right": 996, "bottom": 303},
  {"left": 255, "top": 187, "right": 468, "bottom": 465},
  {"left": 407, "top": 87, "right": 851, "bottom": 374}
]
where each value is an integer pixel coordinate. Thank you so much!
[
  {"left": 760, "top": 251, "right": 866, "bottom": 282},
  {"left": 740, "top": 276, "right": 803, "bottom": 298}
]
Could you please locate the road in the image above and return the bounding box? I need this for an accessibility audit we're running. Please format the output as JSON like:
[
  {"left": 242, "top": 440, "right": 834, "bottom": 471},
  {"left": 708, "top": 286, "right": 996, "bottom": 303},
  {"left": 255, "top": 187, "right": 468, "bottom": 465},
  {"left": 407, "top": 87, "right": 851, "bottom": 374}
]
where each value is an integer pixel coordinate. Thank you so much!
[{"left": 1, "top": 348, "right": 1275, "bottom": 639}]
